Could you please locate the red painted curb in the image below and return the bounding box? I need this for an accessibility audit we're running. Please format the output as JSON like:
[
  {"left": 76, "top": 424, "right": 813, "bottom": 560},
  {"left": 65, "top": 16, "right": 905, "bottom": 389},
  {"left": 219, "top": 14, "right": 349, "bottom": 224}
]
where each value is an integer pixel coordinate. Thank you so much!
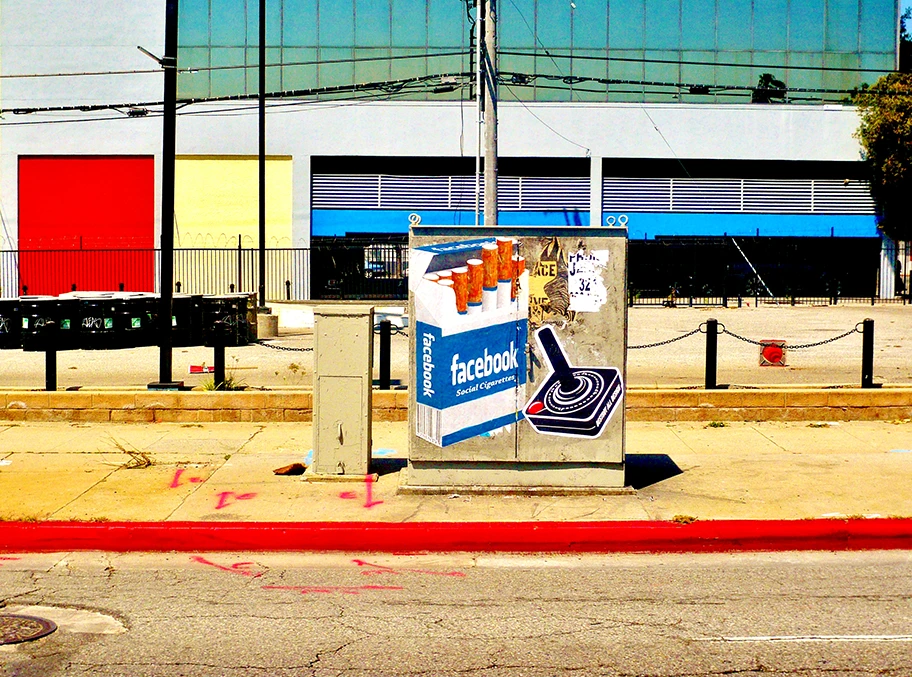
[{"left": 1, "top": 519, "right": 911, "bottom": 553}]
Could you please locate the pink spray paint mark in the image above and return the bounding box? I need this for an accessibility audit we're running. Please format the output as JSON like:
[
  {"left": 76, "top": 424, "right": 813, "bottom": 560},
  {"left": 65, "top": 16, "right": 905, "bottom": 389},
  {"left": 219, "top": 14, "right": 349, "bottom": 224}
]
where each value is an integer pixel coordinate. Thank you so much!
[
  {"left": 262, "top": 584, "right": 402, "bottom": 595},
  {"left": 363, "top": 474, "right": 383, "bottom": 508},
  {"left": 338, "top": 491, "right": 357, "bottom": 500},
  {"left": 170, "top": 468, "right": 203, "bottom": 488},
  {"left": 352, "top": 558, "right": 466, "bottom": 578},
  {"left": 214, "top": 491, "right": 257, "bottom": 510},
  {"left": 190, "top": 555, "right": 264, "bottom": 578},
  {"left": 0, "top": 556, "right": 21, "bottom": 567}
]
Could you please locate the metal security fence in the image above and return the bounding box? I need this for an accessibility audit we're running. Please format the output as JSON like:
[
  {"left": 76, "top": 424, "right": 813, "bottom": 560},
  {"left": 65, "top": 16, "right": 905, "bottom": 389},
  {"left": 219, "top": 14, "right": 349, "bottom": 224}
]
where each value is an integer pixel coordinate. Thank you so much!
[
  {"left": 2, "top": 236, "right": 907, "bottom": 304},
  {"left": 627, "top": 236, "right": 893, "bottom": 307}
]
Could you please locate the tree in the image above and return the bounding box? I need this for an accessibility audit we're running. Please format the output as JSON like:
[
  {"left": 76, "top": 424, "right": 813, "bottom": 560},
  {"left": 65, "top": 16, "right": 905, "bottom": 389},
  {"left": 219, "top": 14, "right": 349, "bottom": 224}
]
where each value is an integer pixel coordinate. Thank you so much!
[{"left": 854, "top": 72, "right": 912, "bottom": 242}]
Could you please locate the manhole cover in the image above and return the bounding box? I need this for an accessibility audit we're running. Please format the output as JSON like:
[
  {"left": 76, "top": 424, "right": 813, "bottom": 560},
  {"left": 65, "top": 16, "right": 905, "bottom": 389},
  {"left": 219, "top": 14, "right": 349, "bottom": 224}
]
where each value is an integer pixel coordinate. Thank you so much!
[{"left": 0, "top": 614, "right": 57, "bottom": 645}]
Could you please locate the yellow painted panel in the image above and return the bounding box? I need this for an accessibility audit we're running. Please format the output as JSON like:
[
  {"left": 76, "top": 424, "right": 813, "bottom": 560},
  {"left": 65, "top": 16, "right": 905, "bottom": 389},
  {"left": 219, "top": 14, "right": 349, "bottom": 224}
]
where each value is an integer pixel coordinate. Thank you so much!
[{"left": 175, "top": 156, "right": 292, "bottom": 248}]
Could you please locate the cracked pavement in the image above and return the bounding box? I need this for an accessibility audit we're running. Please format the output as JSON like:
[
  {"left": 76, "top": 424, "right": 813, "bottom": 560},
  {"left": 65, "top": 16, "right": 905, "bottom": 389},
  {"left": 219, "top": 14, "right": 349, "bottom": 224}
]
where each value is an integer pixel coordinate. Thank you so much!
[{"left": 1, "top": 551, "right": 911, "bottom": 676}]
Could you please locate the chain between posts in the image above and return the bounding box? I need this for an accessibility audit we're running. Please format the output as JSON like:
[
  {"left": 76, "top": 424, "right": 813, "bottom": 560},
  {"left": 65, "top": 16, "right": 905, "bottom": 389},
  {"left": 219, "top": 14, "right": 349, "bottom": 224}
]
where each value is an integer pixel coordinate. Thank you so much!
[
  {"left": 629, "top": 322, "right": 864, "bottom": 351},
  {"left": 628, "top": 325, "right": 703, "bottom": 350},
  {"left": 255, "top": 341, "right": 313, "bottom": 352},
  {"left": 373, "top": 324, "right": 408, "bottom": 337},
  {"left": 719, "top": 322, "right": 864, "bottom": 350}
]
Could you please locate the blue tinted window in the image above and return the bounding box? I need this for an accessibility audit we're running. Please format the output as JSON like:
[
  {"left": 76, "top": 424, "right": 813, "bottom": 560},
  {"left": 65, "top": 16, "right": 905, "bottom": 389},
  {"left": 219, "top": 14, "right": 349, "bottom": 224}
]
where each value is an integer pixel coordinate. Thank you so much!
[
  {"left": 499, "top": 0, "right": 531, "bottom": 49},
  {"left": 391, "top": 0, "right": 427, "bottom": 48},
  {"left": 428, "top": 0, "right": 463, "bottom": 47},
  {"left": 538, "top": 0, "right": 573, "bottom": 49},
  {"left": 609, "top": 0, "right": 645, "bottom": 49},
  {"left": 319, "top": 0, "right": 355, "bottom": 47},
  {"left": 645, "top": 0, "right": 680, "bottom": 51},
  {"left": 356, "top": 0, "right": 391, "bottom": 47},
  {"left": 211, "top": 0, "right": 246, "bottom": 45},
  {"left": 789, "top": 0, "right": 825, "bottom": 52},
  {"left": 179, "top": 1, "right": 210, "bottom": 45},
  {"left": 681, "top": 0, "right": 714, "bottom": 51},
  {"left": 826, "top": 0, "right": 860, "bottom": 52},
  {"left": 572, "top": 2, "right": 608, "bottom": 49},
  {"left": 859, "top": 0, "right": 897, "bottom": 52},
  {"left": 717, "top": 0, "right": 746, "bottom": 51},
  {"left": 752, "top": 0, "right": 788, "bottom": 51},
  {"left": 283, "top": 0, "right": 318, "bottom": 47}
]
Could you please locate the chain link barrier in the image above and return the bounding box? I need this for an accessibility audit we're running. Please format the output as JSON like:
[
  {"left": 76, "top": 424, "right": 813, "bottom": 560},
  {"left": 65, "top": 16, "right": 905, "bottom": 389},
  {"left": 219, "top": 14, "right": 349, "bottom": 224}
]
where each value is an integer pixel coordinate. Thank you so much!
[
  {"left": 628, "top": 326, "right": 703, "bottom": 350},
  {"left": 255, "top": 340, "right": 313, "bottom": 352},
  {"left": 373, "top": 324, "right": 409, "bottom": 337},
  {"left": 718, "top": 322, "right": 863, "bottom": 350},
  {"left": 629, "top": 322, "right": 863, "bottom": 351}
]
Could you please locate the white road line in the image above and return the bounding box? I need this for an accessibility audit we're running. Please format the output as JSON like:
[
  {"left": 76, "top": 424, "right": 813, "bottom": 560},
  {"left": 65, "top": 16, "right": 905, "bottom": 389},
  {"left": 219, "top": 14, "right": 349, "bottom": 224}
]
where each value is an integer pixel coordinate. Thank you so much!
[{"left": 698, "top": 635, "right": 912, "bottom": 643}]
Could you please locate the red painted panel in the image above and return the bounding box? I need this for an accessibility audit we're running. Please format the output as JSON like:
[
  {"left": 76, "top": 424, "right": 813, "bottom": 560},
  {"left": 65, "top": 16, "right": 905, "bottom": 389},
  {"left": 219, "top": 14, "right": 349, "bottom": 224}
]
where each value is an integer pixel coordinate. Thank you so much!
[{"left": 18, "top": 156, "right": 155, "bottom": 294}]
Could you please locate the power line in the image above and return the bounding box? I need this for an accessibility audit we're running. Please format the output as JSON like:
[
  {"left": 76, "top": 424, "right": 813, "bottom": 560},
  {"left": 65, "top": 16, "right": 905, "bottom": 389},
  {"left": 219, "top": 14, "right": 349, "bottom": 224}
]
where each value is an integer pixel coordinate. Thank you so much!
[
  {"left": 499, "top": 49, "right": 895, "bottom": 75},
  {"left": 0, "top": 51, "right": 469, "bottom": 80}
]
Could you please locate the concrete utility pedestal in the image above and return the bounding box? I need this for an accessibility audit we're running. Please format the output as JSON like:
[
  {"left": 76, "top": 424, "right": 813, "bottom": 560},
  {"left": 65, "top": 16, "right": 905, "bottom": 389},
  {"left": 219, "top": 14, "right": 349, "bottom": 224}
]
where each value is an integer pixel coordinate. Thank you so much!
[
  {"left": 309, "top": 305, "right": 374, "bottom": 477},
  {"left": 403, "top": 226, "right": 628, "bottom": 493}
]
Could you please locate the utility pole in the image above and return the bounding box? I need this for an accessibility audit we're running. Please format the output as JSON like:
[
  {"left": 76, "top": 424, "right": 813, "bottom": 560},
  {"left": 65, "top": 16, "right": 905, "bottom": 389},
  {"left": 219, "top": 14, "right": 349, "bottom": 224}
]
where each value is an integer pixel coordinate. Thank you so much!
[
  {"left": 154, "top": 0, "right": 179, "bottom": 389},
  {"left": 482, "top": 0, "right": 497, "bottom": 227},
  {"left": 258, "top": 0, "right": 267, "bottom": 310}
]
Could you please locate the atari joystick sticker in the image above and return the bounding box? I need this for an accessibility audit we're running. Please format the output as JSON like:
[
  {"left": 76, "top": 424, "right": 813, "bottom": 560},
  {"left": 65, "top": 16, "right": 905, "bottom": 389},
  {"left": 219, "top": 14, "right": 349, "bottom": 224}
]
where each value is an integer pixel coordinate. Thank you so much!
[{"left": 523, "top": 326, "right": 624, "bottom": 438}]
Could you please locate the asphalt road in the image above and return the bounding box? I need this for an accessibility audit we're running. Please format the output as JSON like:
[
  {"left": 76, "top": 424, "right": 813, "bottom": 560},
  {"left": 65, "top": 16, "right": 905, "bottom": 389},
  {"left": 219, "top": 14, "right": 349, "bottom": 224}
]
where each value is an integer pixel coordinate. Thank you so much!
[{"left": 2, "top": 550, "right": 911, "bottom": 676}]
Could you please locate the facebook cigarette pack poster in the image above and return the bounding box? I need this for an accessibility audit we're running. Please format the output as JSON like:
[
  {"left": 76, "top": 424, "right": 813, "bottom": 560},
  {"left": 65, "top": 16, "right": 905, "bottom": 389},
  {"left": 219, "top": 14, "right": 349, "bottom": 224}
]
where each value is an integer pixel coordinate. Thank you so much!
[
  {"left": 412, "top": 237, "right": 529, "bottom": 447},
  {"left": 410, "top": 233, "right": 626, "bottom": 451}
]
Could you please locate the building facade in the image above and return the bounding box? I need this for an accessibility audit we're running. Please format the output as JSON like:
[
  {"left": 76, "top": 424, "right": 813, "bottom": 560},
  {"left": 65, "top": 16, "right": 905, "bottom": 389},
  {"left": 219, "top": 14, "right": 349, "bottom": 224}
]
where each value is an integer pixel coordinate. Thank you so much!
[{"left": 0, "top": 0, "right": 904, "bottom": 299}]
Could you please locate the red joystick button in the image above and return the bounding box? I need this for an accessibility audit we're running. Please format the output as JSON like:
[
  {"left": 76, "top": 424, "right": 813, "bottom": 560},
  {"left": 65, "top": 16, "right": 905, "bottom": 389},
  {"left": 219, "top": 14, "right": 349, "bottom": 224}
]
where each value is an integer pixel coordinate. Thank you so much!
[{"left": 527, "top": 401, "right": 545, "bottom": 415}]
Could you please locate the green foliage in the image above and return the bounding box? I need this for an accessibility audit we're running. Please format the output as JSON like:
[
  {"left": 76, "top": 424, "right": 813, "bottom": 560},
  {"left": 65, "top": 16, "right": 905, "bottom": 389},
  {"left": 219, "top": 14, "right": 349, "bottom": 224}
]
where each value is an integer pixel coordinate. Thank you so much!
[{"left": 854, "top": 73, "right": 912, "bottom": 242}]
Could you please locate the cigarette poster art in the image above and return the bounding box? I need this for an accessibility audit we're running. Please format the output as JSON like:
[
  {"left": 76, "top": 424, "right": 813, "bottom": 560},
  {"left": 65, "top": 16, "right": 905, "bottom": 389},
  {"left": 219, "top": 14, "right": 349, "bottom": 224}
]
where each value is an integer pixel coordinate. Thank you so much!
[
  {"left": 411, "top": 234, "right": 625, "bottom": 449},
  {"left": 411, "top": 237, "right": 528, "bottom": 448}
]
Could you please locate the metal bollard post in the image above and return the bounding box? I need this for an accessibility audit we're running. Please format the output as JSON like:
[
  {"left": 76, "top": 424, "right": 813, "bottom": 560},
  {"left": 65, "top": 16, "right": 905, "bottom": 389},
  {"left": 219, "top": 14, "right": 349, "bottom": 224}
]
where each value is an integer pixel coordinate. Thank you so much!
[
  {"left": 379, "top": 320, "right": 391, "bottom": 390},
  {"left": 175, "top": 281, "right": 182, "bottom": 293},
  {"left": 45, "top": 349, "right": 57, "bottom": 392},
  {"left": 737, "top": 296, "right": 742, "bottom": 308},
  {"left": 861, "top": 318, "right": 874, "bottom": 388},
  {"left": 705, "top": 318, "right": 718, "bottom": 390},
  {"left": 213, "top": 343, "right": 226, "bottom": 390},
  {"left": 285, "top": 280, "right": 292, "bottom": 301}
]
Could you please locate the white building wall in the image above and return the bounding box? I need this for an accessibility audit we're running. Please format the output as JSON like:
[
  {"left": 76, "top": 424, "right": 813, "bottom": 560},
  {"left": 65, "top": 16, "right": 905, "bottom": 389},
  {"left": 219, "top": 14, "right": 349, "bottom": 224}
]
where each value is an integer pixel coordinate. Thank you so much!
[{"left": 0, "top": 1, "right": 869, "bottom": 252}]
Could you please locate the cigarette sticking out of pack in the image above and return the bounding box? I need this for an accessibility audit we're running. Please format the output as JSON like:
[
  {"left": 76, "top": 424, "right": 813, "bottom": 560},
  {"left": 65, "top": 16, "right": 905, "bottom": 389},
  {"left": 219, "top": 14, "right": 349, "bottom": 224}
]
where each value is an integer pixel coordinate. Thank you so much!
[
  {"left": 424, "top": 273, "right": 440, "bottom": 282},
  {"left": 436, "top": 269, "right": 453, "bottom": 280},
  {"left": 512, "top": 255, "right": 525, "bottom": 301},
  {"left": 452, "top": 266, "right": 468, "bottom": 315},
  {"left": 481, "top": 243, "right": 499, "bottom": 312},
  {"left": 467, "top": 258, "right": 483, "bottom": 315}
]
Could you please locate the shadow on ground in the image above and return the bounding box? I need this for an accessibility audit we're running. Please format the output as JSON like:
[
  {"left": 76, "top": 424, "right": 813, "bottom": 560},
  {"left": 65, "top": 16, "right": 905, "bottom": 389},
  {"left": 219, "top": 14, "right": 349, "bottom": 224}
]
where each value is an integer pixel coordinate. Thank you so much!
[
  {"left": 371, "top": 458, "right": 408, "bottom": 477},
  {"left": 625, "top": 454, "right": 683, "bottom": 490}
]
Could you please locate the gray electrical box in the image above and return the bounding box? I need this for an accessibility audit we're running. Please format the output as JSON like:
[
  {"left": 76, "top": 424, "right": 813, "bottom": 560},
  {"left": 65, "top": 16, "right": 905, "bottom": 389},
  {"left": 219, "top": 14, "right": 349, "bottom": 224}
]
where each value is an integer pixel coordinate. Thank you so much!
[{"left": 312, "top": 305, "right": 374, "bottom": 476}]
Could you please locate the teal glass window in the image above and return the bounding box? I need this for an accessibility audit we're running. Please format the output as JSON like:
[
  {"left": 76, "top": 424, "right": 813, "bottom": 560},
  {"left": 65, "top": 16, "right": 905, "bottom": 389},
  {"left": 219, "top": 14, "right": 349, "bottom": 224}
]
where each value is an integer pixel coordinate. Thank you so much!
[{"left": 177, "top": 0, "right": 897, "bottom": 103}]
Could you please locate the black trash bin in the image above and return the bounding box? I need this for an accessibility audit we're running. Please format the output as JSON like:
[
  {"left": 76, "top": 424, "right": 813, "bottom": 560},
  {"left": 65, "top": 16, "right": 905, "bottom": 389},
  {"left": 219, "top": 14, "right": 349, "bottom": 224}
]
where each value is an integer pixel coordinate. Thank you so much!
[
  {"left": 77, "top": 294, "right": 118, "bottom": 350},
  {"left": 20, "top": 296, "right": 59, "bottom": 352},
  {"left": 0, "top": 298, "right": 21, "bottom": 350},
  {"left": 114, "top": 293, "right": 150, "bottom": 349},
  {"left": 202, "top": 295, "right": 247, "bottom": 347}
]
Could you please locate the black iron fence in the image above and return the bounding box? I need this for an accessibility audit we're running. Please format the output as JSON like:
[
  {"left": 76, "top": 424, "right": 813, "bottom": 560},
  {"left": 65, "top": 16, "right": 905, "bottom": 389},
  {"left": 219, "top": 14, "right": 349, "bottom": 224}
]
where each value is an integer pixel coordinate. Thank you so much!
[
  {"left": 1, "top": 237, "right": 908, "bottom": 304},
  {"left": 628, "top": 236, "right": 910, "bottom": 306}
]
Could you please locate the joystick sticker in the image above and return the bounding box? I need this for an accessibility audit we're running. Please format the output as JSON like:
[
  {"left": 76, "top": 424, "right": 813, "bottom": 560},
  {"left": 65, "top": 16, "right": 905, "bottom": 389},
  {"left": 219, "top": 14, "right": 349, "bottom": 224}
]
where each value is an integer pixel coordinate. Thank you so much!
[{"left": 524, "top": 326, "right": 624, "bottom": 439}]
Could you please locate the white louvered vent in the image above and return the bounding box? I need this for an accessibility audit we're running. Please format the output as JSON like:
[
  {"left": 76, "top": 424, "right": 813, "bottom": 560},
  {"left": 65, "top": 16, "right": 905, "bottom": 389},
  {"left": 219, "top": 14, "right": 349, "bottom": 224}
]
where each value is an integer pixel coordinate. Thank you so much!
[
  {"left": 602, "top": 178, "right": 672, "bottom": 211},
  {"left": 312, "top": 174, "right": 588, "bottom": 211},
  {"left": 603, "top": 177, "right": 875, "bottom": 215}
]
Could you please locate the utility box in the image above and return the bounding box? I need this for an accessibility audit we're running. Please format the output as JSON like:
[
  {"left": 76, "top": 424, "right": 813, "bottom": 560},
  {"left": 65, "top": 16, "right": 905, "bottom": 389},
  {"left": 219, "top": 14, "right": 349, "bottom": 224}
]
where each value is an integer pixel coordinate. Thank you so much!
[
  {"left": 312, "top": 305, "right": 374, "bottom": 476},
  {"left": 404, "top": 226, "right": 627, "bottom": 491}
]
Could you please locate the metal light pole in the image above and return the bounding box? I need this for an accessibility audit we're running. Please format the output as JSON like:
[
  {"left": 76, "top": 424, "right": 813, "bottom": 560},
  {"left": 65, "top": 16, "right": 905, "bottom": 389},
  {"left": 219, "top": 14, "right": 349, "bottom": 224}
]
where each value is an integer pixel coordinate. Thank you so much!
[
  {"left": 483, "top": 0, "right": 497, "bottom": 227},
  {"left": 155, "top": 0, "right": 179, "bottom": 388},
  {"left": 258, "top": 0, "right": 267, "bottom": 310}
]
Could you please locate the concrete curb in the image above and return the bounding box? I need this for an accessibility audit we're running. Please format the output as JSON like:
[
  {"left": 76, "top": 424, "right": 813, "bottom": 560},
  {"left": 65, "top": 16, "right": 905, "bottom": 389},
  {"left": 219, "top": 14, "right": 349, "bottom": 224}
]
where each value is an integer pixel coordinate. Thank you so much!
[
  {"left": 2, "top": 388, "right": 912, "bottom": 423},
  {"left": 2, "top": 519, "right": 911, "bottom": 554}
]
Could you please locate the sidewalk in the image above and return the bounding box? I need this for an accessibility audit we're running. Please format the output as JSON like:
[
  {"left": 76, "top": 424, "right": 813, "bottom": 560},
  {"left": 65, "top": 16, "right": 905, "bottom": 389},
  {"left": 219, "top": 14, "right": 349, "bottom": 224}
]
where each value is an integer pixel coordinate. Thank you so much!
[{"left": 1, "top": 419, "right": 911, "bottom": 552}]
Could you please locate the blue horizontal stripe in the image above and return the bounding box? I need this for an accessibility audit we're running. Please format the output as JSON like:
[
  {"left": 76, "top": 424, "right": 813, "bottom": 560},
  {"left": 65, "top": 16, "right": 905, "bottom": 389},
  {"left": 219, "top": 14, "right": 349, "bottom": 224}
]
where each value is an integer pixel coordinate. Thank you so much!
[
  {"left": 605, "top": 212, "right": 879, "bottom": 239},
  {"left": 441, "top": 410, "right": 526, "bottom": 447},
  {"left": 312, "top": 209, "right": 589, "bottom": 235}
]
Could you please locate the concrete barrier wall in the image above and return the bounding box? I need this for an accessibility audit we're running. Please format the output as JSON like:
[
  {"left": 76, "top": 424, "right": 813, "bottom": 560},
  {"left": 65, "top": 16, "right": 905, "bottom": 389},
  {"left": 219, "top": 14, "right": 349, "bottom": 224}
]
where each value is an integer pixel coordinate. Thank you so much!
[{"left": 0, "top": 389, "right": 910, "bottom": 423}]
